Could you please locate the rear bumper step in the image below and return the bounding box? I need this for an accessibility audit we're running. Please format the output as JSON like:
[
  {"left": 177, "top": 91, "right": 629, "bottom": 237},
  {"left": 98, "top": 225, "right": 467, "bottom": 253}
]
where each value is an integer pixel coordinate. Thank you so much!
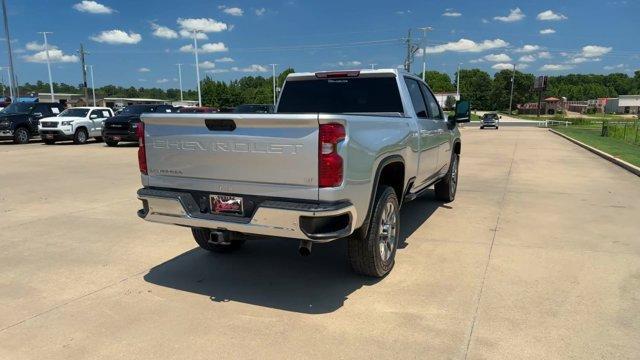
[{"left": 137, "top": 188, "right": 356, "bottom": 242}]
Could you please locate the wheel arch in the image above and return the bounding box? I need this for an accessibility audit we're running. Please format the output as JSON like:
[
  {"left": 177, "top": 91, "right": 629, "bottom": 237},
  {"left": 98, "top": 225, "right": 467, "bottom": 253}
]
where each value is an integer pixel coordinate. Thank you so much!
[{"left": 360, "top": 155, "right": 406, "bottom": 232}]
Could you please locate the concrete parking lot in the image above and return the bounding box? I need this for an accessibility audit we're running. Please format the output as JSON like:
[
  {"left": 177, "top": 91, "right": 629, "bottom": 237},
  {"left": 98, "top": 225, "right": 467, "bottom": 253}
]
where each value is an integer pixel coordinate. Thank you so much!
[{"left": 1, "top": 127, "right": 639, "bottom": 359}]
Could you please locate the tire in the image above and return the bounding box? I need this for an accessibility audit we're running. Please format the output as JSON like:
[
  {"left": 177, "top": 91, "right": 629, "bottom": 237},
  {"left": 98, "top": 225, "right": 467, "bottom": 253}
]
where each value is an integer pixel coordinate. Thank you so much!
[
  {"left": 13, "top": 127, "right": 30, "bottom": 144},
  {"left": 480, "top": 126, "right": 484, "bottom": 129},
  {"left": 191, "top": 228, "right": 245, "bottom": 253},
  {"left": 347, "top": 186, "right": 399, "bottom": 277},
  {"left": 43, "top": 139, "right": 56, "bottom": 145},
  {"left": 105, "top": 139, "right": 118, "bottom": 147},
  {"left": 73, "top": 128, "right": 88, "bottom": 144},
  {"left": 94, "top": 136, "right": 104, "bottom": 142},
  {"left": 434, "top": 152, "right": 459, "bottom": 203},
  {"left": 495, "top": 127, "right": 499, "bottom": 130}
]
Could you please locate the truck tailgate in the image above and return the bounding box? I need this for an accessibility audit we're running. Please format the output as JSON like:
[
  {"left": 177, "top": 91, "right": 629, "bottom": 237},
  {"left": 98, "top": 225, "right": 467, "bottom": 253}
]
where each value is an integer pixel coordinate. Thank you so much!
[{"left": 142, "top": 113, "right": 319, "bottom": 189}]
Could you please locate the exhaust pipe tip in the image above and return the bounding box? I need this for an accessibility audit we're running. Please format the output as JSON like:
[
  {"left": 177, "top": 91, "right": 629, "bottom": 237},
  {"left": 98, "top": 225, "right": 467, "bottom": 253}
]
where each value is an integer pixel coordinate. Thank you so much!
[{"left": 298, "top": 240, "right": 312, "bottom": 256}]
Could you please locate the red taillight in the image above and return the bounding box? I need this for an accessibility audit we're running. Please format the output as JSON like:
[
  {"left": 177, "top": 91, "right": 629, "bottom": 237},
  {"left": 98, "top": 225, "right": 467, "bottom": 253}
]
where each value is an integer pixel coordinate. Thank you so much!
[
  {"left": 319, "top": 123, "right": 345, "bottom": 188},
  {"left": 137, "top": 122, "right": 147, "bottom": 175}
]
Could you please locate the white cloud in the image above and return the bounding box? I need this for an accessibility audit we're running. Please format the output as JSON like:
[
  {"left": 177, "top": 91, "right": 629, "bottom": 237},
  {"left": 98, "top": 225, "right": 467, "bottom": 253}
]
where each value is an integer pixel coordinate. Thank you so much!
[
  {"left": 469, "top": 58, "right": 484, "bottom": 64},
  {"left": 151, "top": 23, "right": 178, "bottom": 39},
  {"left": 218, "top": 5, "right": 243, "bottom": 16},
  {"left": 494, "top": 8, "right": 525, "bottom": 22},
  {"left": 519, "top": 54, "right": 536, "bottom": 62},
  {"left": 580, "top": 45, "right": 612, "bottom": 58},
  {"left": 569, "top": 57, "right": 601, "bottom": 64},
  {"left": 491, "top": 63, "right": 514, "bottom": 70},
  {"left": 25, "top": 41, "right": 57, "bottom": 51},
  {"left": 484, "top": 53, "right": 511, "bottom": 62},
  {"left": 90, "top": 30, "right": 141, "bottom": 44},
  {"left": 514, "top": 44, "right": 541, "bottom": 53},
  {"left": 516, "top": 63, "right": 529, "bottom": 70},
  {"left": 537, "top": 10, "right": 568, "bottom": 21},
  {"left": 337, "top": 60, "right": 362, "bottom": 67},
  {"left": 443, "top": 11, "right": 461, "bottom": 17},
  {"left": 481, "top": 18, "right": 489, "bottom": 24},
  {"left": 539, "top": 28, "right": 556, "bottom": 35},
  {"left": 72, "top": 1, "right": 114, "bottom": 14},
  {"left": 215, "top": 57, "right": 234, "bottom": 63},
  {"left": 156, "top": 78, "right": 170, "bottom": 84},
  {"left": 206, "top": 69, "right": 230, "bottom": 74},
  {"left": 199, "top": 61, "right": 216, "bottom": 69},
  {"left": 180, "top": 42, "right": 228, "bottom": 53},
  {"left": 231, "top": 64, "right": 268, "bottom": 72},
  {"left": 604, "top": 64, "right": 624, "bottom": 70},
  {"left": 538, "top": 51, "right": 552, "bottom": 59},
  {"left": 138, "top": 67, "right": 151, "bottom": 72},
  {"left": 179, "top": 29, "right": 208, "bottom": 40},
  {"left": 423, "top": 38, "right": 508, "bottom": 54},
  {"left": 540, "top": 64, "right": 573, "bottom": 71},
  {"left": 177, "top": 18, "right": 228, "bottom": 33},
  {"left": 24, "top": 49, "right": 79, "bottom": 63},
  {"left": 255, "top": 8, "right": 267, "bottom": 16}
]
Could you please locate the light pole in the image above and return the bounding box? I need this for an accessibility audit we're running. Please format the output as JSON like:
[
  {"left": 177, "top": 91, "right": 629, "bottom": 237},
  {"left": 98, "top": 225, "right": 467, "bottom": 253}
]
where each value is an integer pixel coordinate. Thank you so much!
[
  {"left": 456, "top": 63, "right": 461, "bottom": 99},
  {"left": 370, "top": 63, "right": 377, "bottom": 70},
  {"left": 176, "top": 63, "right": 183, "bottom": 102},
  {"left": 418, "top": 26, "right": 432, "bottom": 81},
  {"left": 39, "top": 31, "right": 55, "bottom": 102},
  {"left": 508, "top": 63, "right": 516, "bottom": 115},
  {"left": 85, "top": 64, "right": 96, "bottom": 106},
  {"left": 270, "top": 63, "right": 277, "bottom": 106},
  {"left": 2, "top": 0, "right": 17, "bottom": 100},
  {"left": 0, "top": 66, "right": 12, "bottom": 99},
  {"left": 192, "top": 30, "right": 202, "bottom": 107}
]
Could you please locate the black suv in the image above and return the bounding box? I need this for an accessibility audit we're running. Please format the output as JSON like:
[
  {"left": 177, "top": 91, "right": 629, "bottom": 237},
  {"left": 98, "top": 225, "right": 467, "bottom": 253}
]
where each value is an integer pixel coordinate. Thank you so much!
[
  {"left": 0, "top": 102, "right": 64, "bottom": 144},
  {"left": 102, "top": 104, "right": 176, "bottom": 147}
]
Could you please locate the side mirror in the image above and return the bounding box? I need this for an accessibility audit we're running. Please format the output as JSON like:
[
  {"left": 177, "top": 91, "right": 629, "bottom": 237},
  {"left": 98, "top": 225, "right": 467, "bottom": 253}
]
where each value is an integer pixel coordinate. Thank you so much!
[
  {"left": 452, "top": 100, "right": 471, "bottom": 123},
  {"left": 90, "top": 114, "right": 98, "bottom": 119}
]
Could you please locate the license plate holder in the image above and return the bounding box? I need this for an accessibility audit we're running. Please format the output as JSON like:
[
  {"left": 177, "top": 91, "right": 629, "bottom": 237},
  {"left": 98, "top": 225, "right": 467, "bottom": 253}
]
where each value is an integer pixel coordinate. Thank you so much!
[
  {"left": 210, "top": 194, "right": 244, "bottom": 215},
  {"left": 45, "top": 134, "right": 54, "bottom": 139}
]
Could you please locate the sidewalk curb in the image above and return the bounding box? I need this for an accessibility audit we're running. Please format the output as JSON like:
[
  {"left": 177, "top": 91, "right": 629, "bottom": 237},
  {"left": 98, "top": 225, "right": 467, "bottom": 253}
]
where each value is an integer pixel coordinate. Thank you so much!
[{"left": 548, "top": 128, "right": 640, "bottom": 177}]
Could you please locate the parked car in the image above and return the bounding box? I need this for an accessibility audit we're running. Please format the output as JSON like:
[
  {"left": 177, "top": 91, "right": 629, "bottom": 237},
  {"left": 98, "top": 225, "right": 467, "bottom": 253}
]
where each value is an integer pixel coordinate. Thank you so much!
[
  {"left": 102, "top": 104, "right": 176, "bottom": 147},
  {"left": 136, "top": 69, "right": 469, "bottom": 277},
  {"left": 38, "top": 107, "right": 114, "bottom": 144},
  {"left": 0, "top": 102, "right": 64, "bottom": 144},
  {"left": 480, "top": 113, "right": 500, "bottom": 129},
  {"left": 178, "top": 107, "right": 218, "bottom": 113},
  {"left": 233, "top": 104, "right": 274, "bottom": 113}
]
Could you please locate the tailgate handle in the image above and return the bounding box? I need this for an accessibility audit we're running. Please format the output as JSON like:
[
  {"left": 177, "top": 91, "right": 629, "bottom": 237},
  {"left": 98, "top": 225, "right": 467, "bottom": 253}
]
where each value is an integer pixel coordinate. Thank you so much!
[{"left": 205, "top": 119, "right": 236, "bottom": 131}]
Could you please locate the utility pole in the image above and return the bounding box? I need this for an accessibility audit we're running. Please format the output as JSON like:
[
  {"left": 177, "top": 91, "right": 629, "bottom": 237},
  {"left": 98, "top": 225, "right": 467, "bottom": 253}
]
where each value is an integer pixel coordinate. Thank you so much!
[
  {"left": 456, "top": 63, "right": 461, "bottom": 99},
  {"left": 192, "top": 31, "right": 202, "bottom": 107},
  {"left": 78, "top": 44, "right": 89, "bottom": 102},
  {"left": 0, "top": 66, "right": 12, "bottom": 99},
  {"left": 85, "top": 64, "right": 96, "bottom": 106},
  {"left": 508, "top": 63, "right": 516, "bottom": 115},
  {"left": 38, "top": 32, "right": 55, "bottom": 102},
  {"left": 403, "top": 29, "right": 420, "bottom": 72},
  {"left": 176, "top": 63, "right": 183, "bottom": 102},
  {"left": 270, "top": 63, "right": 277, "bottom": 106},
  {"left": 2, "top": 0, "right": 17, "bottom": 99},
  {"left": 419, "top": 26, "right": 433, "bottom": 81}
]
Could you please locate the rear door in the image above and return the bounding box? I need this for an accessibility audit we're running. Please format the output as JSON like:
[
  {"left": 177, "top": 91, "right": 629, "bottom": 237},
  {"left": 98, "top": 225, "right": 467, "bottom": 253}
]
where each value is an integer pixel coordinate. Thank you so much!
[
  {"left": 143, "top": 113, "right": 319, "bottom": 189},
  {"left": 404, "top": 77, "right": 439, "bottom": 185},
  {"left": 421, "top": 84, "right": 451, "bottom": 174}
]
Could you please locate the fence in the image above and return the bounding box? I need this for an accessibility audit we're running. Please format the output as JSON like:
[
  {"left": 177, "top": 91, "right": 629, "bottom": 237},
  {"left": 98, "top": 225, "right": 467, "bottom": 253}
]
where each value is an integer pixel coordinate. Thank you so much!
[{"left": 601, "top": 120, "right": 640, "bottom": 145}]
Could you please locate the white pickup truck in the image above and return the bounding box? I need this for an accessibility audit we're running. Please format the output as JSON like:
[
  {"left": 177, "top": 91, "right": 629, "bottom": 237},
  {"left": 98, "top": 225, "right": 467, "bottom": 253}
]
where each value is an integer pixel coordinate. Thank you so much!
[
  {"left": 136, "top": 69, "right": 470, "bottom": 277},
  {"left": 38, "top": 107, "right": 114, "bottom": 144}
]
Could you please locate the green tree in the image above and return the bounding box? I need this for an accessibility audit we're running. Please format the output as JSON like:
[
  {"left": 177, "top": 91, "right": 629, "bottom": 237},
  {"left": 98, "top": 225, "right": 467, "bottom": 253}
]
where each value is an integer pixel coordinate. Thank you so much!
[
  {"left": 458, "top": 69, "right": 492, "bottom": 110},
  {"left": 419, "top": 71, "right": 455, "bottom": 92}
]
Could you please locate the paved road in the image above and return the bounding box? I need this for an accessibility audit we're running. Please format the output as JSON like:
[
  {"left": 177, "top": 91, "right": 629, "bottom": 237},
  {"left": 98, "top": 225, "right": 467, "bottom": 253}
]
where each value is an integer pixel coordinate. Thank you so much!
[{"left": 1, "top": 128, "right": 639, "bottom": 359}]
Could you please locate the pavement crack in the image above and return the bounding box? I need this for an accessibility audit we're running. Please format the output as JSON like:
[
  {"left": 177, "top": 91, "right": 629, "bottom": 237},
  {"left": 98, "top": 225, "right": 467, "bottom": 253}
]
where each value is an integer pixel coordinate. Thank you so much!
[{"left": 463, "top": 137, "right": 518, "bottom": 360}]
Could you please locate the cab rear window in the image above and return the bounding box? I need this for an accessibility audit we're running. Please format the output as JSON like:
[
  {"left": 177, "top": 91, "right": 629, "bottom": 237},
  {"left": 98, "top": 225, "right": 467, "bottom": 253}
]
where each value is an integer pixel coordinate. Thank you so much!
[{"left": 278, "top": 77, "right": 404, "bottom": 114}]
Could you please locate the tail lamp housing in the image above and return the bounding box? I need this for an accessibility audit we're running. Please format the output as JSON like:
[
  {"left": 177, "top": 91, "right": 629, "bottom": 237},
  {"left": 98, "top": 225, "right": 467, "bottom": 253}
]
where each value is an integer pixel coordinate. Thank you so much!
[
  {"left": 136, "top": 121, "right": 147, "bottom": 175},
  {"left": 319, "top": 123, "right": 345, "bottom": 188}
]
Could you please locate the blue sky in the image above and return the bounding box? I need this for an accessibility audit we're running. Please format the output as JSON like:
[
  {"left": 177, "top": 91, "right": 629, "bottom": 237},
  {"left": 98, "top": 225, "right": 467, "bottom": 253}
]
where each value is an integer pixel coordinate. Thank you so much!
[{"left": 2, "top": 0, "right": 638, "bottom": 90}]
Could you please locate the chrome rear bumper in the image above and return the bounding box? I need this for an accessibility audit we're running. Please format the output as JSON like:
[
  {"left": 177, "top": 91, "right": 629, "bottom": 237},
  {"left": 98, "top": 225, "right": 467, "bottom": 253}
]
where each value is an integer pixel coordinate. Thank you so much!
[{"left": 137, "top": 188, "right": 357, "bottom": 242}]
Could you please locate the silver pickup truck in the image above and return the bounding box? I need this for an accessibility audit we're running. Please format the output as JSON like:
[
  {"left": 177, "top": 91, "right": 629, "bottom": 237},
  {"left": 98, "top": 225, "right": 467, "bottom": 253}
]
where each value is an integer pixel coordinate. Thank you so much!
[{"left": 137, "top": 69, "right": 470, "bottom": 277}]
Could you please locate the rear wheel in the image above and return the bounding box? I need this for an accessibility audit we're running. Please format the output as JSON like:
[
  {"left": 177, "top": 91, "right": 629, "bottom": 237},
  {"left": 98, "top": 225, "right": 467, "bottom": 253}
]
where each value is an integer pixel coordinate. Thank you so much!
[
  {"left": 105, "top": 139, "right": 118, "bottom": 147},
  {"left": 348, "top": 186, "right": 399, "bottom": 277},
  {"left": 73, "top": 128, "right": 88, "bottom": 144},
  {"left": 434, "top": 152, "right": 459, "bottom": 202},
  {"left": 13, "top": 128, "right": 30, "bottom": 144},
  {"left": 192, "top": 228, "right": 245, "bottom": 253}
]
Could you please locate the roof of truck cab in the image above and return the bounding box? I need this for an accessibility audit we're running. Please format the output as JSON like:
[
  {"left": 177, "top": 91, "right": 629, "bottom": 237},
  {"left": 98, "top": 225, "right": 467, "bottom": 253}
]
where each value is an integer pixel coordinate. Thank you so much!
[{"left": 286, "top": 69, "right": 402, "bottom": 80}]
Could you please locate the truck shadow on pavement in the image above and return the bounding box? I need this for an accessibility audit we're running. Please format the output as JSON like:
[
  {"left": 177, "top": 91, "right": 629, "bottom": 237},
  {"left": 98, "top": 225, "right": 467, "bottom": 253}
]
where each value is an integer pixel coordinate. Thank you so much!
[{"left": 143, "top": 192, "right": 443, "bottom": 314}]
